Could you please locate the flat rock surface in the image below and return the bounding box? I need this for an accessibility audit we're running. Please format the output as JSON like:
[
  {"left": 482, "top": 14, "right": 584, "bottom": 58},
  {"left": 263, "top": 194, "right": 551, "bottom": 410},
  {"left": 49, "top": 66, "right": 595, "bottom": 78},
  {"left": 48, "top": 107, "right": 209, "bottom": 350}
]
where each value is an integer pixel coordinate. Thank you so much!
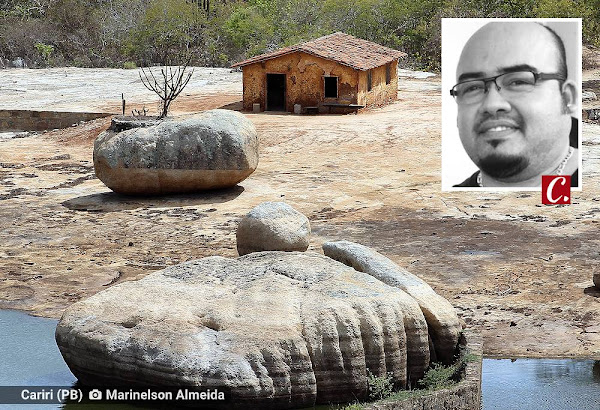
[
  {"left": 0, "top": 67, "right": 241, "bottom": 114},
  {"left": 1, "top": 68, "right": 600, "bottom": 359}
]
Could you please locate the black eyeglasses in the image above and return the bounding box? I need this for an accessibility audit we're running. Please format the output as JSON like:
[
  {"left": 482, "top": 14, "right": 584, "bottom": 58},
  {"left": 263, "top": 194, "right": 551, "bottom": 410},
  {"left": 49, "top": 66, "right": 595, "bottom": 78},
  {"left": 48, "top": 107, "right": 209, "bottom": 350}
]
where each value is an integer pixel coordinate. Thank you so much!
[{"left": 450, "top": 71, "right": 565, "bottom": 104}]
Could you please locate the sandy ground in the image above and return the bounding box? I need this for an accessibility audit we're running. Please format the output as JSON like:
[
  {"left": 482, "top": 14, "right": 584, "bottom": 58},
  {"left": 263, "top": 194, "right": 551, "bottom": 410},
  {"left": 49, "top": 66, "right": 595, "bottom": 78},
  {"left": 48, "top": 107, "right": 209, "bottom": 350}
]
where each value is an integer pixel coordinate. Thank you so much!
[{"left": 1, "top": 67, "right": 600, "bottom": 360}]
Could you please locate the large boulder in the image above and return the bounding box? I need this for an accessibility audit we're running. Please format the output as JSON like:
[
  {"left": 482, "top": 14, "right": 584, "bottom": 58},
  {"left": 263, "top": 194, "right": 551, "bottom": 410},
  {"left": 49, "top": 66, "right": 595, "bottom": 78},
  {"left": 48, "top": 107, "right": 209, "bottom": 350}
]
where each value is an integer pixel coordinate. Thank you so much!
[
  {"left": 322, "top": 240, "right": 461, "bottom": 365},
  {"left": 93, "top": 109, "right": 258, "bottom": 195},
  {"left": 56, "top": 251, "right": 434, "bottom": 408},
  {"left": 237, "top": 202, "right": 311, "bottom": 256}
]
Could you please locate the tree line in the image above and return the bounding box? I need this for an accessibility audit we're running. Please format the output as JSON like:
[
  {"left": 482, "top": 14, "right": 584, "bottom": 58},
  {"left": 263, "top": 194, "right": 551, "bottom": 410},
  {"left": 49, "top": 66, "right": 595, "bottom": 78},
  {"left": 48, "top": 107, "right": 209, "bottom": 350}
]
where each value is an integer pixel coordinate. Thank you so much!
[{"left": 0, "top": 0, "right": 598, "bottom": 71}]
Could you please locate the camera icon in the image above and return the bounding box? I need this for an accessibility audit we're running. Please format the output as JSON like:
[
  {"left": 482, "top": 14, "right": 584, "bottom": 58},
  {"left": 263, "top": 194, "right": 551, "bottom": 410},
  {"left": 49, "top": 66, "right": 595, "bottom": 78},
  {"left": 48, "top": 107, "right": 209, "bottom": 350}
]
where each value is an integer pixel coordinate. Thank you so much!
[{"left": 89, "top": 389, "right": 102, "bottom": 400}]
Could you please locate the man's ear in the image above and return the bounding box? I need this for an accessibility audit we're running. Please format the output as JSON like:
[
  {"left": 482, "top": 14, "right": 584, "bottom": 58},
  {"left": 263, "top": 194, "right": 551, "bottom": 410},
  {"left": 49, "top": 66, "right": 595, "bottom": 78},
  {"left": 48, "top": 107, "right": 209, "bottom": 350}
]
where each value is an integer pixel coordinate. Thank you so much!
[{"left": 561, "top": 80, "right": 577, "bottom": 115}]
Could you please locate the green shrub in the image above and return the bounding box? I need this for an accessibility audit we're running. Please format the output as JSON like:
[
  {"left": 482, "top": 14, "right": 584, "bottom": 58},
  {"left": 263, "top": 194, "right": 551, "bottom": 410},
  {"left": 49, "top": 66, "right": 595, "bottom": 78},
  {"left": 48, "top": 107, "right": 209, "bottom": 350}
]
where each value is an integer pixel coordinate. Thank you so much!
[
  {"left": 366, "top": 370, "right": 395, "bottom": 401},
  {"left": 418, "top": 362, "right": 459, "bottom": 390},
  {"left": 34, "top": 42, "right": 53, "bottom": 65},
  {"left": 123, "top": 61, "right": 137, "bottom": 69},
  {"left": 34, "top": 42, "right": 53, "bottom": 58}
]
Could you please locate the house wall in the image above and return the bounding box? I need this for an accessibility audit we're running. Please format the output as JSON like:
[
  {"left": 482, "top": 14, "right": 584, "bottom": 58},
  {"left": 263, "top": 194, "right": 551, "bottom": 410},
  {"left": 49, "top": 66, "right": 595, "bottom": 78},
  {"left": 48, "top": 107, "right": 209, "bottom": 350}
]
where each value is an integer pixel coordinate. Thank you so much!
[
  {"left": 357, "top": 60, "right": 398, "bottom": 107},
  {"left": 241, "top": 52, "right": 359, "bottom": 112}
]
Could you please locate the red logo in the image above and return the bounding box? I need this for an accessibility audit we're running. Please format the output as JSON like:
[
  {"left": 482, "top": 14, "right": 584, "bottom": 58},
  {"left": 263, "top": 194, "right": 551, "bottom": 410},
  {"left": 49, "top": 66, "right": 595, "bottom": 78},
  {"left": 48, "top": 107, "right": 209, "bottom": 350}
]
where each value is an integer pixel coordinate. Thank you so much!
[{"left": 542, "top": 175, "right": 571, "bottom": 205}]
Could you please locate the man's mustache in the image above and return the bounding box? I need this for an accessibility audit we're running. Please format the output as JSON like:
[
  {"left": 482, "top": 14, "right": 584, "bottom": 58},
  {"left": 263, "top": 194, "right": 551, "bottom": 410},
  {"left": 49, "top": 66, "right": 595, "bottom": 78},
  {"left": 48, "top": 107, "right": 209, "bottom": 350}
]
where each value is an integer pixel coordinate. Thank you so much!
[{"left": 474, "top": 114, "right": 524, "bottom": 134}]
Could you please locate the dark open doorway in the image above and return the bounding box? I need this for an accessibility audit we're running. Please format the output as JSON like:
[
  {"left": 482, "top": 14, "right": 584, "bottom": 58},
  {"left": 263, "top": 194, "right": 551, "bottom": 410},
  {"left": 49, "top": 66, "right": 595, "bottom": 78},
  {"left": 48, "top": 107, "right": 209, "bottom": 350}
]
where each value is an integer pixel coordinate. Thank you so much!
[
  {"left": 266, "top": 73, "right": 286, "bottom": 111},
  {"left": 324, "top": 76, "right": 338, "bottom": 98}
]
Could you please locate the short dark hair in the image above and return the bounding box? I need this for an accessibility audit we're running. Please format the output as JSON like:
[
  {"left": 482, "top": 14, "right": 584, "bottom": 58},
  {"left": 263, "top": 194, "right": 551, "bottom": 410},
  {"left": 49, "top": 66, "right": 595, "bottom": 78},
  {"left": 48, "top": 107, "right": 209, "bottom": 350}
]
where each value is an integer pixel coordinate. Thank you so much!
[{"left": 538, "top": 23, "right": 568, "bottom": 80}]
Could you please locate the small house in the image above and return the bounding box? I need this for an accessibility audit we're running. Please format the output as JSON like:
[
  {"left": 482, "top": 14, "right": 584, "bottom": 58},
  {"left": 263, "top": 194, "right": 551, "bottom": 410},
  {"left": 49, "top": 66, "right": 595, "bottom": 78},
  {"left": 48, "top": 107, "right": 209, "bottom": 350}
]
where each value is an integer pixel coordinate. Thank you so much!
[{"left": 231, "top": 32, "right": 407, "bottom": 114}]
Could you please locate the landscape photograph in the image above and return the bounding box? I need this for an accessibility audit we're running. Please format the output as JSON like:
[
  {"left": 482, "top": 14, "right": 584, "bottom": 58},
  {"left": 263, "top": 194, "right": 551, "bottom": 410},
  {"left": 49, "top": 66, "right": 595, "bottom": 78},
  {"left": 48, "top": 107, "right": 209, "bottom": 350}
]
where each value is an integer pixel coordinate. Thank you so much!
[{"left": 1, "top": 1, "right": 600, "bottom": 409}]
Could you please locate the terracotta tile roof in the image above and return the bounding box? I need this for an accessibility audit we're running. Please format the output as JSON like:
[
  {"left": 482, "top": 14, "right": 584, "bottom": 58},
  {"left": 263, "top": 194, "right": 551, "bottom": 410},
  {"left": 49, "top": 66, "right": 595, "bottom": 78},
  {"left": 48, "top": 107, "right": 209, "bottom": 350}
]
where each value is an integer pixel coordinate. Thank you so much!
[{"left": 231, "top": 32, "right": 407, "bottom": 71}]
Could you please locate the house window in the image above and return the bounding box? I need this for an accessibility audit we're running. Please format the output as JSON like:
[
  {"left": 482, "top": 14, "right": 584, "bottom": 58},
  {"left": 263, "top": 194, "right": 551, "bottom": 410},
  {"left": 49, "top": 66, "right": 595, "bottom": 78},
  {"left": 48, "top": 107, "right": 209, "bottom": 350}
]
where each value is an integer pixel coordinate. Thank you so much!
[
  {"left": 324, "top": 76, "right": 338, "bottom": 98},
  {"left": 386, "top": 63, "right": 391, "bottom": 85},
  {"left": 367, "top": 70, "right": 372, "bottom": 91}
]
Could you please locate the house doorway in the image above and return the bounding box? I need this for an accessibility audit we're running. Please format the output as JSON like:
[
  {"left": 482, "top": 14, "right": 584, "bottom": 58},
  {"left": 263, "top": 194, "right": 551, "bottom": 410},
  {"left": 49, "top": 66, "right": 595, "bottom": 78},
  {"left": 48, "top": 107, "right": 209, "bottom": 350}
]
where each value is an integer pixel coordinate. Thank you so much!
[{"left": 266, "top": 73, "right": 286, "bottom": 111}]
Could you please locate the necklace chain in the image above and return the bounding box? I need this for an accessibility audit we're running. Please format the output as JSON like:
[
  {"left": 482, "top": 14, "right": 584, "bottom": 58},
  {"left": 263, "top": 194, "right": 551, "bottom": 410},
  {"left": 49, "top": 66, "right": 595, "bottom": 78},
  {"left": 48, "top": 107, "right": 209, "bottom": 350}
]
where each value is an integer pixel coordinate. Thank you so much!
[
  {"left": 553, "top": 146, "right": 574, "bottom": 175},
  {"left": 476, "top": 146, "right": 574, "bottom": 187}
]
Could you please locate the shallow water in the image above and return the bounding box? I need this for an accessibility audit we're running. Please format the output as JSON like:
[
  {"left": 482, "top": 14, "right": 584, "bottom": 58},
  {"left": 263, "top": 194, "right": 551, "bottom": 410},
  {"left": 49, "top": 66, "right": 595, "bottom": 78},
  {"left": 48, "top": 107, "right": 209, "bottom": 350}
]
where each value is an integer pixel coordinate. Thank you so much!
[
  {"left": 482, "top": 358, "right": 600, "bottom": 410},
  {"left": 0, "top": 309, "right": 75, "bottom": 409},
  {"left": 0, "top": 310, "right": 74, "bottom": 386},
  {"left": 2, "top": 309, "right": 600, "bottom": 409}
]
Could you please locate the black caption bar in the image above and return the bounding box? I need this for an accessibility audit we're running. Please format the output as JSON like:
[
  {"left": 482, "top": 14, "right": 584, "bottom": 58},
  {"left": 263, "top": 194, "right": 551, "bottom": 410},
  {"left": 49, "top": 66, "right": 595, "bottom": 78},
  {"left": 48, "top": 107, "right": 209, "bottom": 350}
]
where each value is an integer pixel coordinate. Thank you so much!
[
  {"left": 0, "top": 386, "right": 83, "bottom": 404},
  {"left": 0, "top": 386, "right": 229, "bottom": 405}
]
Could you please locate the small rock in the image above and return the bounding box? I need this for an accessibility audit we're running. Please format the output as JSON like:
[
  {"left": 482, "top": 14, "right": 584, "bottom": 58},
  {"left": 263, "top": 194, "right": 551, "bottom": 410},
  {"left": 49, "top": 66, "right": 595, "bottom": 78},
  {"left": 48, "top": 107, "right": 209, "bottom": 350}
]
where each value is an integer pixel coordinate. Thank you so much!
[
  {"left": 11, "top": 57, "right": 26, "bottom": 68},
  {"left": 594, "top": 272, "right": 600, "bottom": 289},
  {"left": 582, "top": 90, "right": 597, "bottom": 101},
  {"left": 51, "top": 154, "right": 71, "bottom": 160},
  {"left": 584, "top": 325, "right": 600, "bottom": 333},
  {"left": 236, "top": 202, "right": 310, "bottom": 256},
  {"left": 109, "top": 116, "right": 161, "bottom": 132}
]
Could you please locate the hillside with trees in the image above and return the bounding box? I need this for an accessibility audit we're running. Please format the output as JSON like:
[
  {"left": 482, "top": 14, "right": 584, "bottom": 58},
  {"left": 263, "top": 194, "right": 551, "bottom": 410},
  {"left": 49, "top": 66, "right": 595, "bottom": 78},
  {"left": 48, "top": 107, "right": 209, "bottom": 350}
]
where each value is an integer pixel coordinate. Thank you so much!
[{"left": 1, "top": 0, "right": 599, "bottom": 70}]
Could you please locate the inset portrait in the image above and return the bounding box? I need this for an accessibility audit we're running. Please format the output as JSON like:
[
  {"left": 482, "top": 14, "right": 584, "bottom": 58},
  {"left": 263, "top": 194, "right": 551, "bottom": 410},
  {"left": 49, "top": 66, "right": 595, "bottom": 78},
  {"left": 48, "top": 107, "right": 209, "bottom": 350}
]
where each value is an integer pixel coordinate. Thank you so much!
[{"left": 441, "top": 18, "right": 582, "bottom": 190}]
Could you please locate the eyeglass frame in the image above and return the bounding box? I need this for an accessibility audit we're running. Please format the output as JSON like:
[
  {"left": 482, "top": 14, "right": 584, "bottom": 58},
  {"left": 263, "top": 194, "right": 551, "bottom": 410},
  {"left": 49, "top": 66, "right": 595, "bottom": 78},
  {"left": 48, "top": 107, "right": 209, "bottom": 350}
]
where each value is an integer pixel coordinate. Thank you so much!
[{"left": 449, "top": 71, "right": 566, "bottom": 103}]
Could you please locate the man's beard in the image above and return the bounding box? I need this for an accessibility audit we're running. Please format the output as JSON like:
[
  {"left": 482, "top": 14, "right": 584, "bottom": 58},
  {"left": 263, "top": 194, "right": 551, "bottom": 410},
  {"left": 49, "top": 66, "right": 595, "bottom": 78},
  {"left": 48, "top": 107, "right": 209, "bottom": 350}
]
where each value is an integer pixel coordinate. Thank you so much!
[{"left": 478, "top": 153, "right": 529, "bottom": 179}]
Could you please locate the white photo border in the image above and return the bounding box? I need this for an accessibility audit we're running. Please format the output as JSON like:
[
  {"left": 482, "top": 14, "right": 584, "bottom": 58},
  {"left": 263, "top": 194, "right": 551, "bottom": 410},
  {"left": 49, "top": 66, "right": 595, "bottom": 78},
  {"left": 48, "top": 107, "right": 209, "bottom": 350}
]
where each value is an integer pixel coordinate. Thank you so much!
[{"left": 441, "top": 18, "right": 582, "bottom": 192}]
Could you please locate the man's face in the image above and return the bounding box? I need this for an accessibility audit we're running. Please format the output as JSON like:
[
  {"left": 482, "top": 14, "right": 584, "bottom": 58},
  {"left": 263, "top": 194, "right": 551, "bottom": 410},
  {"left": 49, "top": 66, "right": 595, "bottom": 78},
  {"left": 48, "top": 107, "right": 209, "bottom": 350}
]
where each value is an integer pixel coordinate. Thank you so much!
[{"left": 456, "top": 23, "right": 572, "bottom": 181}]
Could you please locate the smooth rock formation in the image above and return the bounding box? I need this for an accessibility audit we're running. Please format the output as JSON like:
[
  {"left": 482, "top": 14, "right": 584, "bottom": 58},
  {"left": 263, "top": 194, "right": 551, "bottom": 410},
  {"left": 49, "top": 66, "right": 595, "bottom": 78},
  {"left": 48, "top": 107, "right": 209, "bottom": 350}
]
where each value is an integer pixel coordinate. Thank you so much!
[
  {"left": 322, "top": 240, "right": 461, "bottom": 365},
  {"left": 237, "top": 202, "right": 310, "bottom": 256},
  {"left": 56, "top": 251, "right": 431, "bottom": 408},
  {"left": 93, "top": 109, "right": 258, "bottom": 195}
]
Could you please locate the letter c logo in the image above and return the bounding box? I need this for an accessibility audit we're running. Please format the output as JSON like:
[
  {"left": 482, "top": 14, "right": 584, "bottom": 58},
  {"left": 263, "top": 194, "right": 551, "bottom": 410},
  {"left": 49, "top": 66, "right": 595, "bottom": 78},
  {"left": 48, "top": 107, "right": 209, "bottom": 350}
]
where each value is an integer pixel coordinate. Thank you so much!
[{"left": 545, "top": 176, "right": 568, "bottom": 204}]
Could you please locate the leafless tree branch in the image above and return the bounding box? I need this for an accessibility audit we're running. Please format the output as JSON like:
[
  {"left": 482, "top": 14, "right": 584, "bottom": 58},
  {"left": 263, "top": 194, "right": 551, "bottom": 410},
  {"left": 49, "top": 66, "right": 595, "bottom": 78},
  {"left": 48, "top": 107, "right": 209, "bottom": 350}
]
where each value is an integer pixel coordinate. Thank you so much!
[{"left": 138, "top": 56, "right": 194, "bottom": 118}]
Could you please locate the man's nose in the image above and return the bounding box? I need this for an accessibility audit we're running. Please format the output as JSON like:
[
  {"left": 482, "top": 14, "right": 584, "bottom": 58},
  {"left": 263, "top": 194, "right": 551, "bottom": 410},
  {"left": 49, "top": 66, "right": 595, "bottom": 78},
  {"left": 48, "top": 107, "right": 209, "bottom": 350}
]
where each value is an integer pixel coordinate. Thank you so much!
[{"left": 479, "top": 80, "right": 511, "bottom": 115}]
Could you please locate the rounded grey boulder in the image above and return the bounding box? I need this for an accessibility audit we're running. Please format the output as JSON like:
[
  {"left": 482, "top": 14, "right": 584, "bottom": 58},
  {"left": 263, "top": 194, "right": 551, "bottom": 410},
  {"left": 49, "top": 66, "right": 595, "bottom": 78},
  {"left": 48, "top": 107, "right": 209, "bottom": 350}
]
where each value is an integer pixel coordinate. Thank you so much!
[
  {"left": 55, "top": 252, "right": 433, "bottom": 408},
  {"left": 237, "top": 202, "right": 310, "bottom": 256},
  {"left": 93, "top": 109, "right": 258, "bottom": 195}
]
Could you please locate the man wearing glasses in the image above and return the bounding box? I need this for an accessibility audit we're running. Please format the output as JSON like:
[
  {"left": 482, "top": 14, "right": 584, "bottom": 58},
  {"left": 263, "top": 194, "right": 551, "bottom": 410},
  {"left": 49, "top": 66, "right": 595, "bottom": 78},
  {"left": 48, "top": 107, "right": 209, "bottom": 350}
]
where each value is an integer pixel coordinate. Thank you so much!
[{"left": 451, "top": 22, "right": 579, "bottom": 188}]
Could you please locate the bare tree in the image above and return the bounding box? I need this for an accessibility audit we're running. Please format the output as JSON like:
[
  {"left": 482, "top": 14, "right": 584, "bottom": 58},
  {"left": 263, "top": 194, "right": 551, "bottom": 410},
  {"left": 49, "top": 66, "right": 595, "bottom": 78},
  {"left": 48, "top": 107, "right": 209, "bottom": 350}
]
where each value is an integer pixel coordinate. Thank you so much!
[{"left": 139, "top": 58, "right": 194, "bottom": 118}]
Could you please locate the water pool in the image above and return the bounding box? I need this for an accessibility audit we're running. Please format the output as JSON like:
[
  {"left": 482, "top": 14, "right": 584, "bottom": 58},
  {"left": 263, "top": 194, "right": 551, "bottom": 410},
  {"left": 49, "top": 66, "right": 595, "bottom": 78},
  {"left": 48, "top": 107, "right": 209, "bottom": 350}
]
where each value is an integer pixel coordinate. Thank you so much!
[{"left": 2, "top": 309, "right": 600, "bottom": 409}]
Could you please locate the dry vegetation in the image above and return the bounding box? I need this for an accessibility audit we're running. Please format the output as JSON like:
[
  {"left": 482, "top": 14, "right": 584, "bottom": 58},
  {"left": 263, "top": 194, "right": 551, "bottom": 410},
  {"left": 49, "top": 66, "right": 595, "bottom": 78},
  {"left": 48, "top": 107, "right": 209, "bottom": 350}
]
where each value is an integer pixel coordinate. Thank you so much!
[{"left": 1, "top": 0, "right": 599, "bottom": 71}]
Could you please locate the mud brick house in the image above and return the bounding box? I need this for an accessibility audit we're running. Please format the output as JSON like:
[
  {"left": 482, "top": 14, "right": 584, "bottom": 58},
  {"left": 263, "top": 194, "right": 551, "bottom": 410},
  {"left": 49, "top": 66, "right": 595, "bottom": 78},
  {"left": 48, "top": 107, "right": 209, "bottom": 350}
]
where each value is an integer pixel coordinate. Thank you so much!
[{"left": 231, "top": 32, "right": 407, "bottom": 114}]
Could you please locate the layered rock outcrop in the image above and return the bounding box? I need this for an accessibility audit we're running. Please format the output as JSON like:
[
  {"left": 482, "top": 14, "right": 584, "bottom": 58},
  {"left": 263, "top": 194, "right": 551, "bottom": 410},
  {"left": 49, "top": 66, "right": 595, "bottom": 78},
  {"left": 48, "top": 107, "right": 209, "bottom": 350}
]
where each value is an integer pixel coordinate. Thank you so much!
[
  {"left": 322, "top": 240, "right": 462, "bottom": 365},
  {"left": 93, "top": 109, "right": 258, "bottom": 195},
  {"left": 236, "top": 202, "right": 311, "bottom": 256},
  {"left": 56, "top": 251, "right": 435, "bottom": 408}
]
